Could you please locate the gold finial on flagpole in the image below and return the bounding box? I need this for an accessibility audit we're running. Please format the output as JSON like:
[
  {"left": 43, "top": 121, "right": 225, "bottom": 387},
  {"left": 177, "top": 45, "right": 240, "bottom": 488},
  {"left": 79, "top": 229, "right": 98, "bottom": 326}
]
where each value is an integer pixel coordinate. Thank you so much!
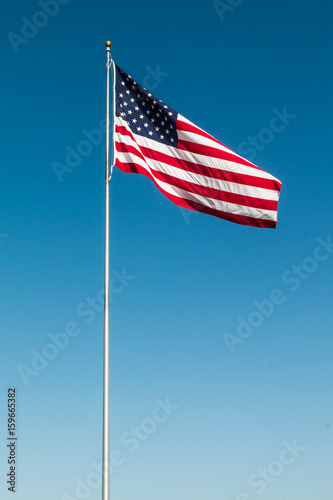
[{"left": 105, "top": 41, "right": 112, "bottom": 48}]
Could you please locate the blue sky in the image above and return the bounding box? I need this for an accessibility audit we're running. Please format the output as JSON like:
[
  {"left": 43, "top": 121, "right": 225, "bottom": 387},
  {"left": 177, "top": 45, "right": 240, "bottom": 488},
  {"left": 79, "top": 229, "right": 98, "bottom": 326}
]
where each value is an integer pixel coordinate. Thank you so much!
[{"left": 1, "top": 0, "right": 333, "bottom": 499}]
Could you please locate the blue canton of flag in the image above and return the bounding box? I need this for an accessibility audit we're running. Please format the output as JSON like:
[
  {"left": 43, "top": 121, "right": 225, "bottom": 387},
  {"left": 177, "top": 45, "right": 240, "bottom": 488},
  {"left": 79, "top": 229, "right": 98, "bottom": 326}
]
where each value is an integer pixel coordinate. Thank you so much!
[{"left": 115, "top": 66, "right": 178, "bottom": 147}]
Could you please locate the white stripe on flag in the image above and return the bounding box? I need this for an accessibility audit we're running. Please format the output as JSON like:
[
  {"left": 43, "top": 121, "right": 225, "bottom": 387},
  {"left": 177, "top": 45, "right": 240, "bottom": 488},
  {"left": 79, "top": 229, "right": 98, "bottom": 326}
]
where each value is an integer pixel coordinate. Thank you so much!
[
  {"left": 115, "top": 128, "right": 279, "bottom": 202},
  {"left": 115, "top": 117, "right": 277, "bottom": 181},
  {"left": 116, "top": 150, "right": 278, "bottom": 221}
]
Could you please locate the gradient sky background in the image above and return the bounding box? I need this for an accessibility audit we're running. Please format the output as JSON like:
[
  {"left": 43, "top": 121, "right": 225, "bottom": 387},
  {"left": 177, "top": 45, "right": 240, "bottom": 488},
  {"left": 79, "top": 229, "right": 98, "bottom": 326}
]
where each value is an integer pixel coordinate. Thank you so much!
[{"left": 1, "top": 1, "right": 333, "bottom": 499}]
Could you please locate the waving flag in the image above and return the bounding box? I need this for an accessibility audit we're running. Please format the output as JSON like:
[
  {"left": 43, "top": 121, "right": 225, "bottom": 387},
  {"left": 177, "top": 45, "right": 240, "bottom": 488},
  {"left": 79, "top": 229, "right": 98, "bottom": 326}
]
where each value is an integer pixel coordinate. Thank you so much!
[{"left": 113, "top": 64, "right": 282, "bottom": 228}]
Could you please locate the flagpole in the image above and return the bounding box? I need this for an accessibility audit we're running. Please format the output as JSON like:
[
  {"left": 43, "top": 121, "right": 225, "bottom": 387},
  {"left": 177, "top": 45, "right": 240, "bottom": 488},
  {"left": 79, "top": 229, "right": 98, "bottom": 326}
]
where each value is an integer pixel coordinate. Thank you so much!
[{"left": 103, "top": 40, "right": 112, "bottom": 500}]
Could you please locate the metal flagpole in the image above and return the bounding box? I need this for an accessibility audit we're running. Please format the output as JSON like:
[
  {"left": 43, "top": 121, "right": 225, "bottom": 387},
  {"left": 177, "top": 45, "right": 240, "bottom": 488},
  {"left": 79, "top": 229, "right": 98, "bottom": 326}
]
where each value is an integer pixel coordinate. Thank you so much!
[{"left": 103, "top": 40, "right": 112, "bottom": 500}]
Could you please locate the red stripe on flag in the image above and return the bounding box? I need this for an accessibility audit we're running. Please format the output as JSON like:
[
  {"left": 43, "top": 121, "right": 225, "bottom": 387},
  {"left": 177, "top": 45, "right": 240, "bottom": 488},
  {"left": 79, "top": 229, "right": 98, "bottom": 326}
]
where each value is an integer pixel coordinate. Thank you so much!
[
  {"left": 115, "top": 125, "right": 280, "bottom": 192},
  {"left": 178, "top": 138, "right": 272, "bottom": 176},
  {"left": 177, "top": 118, "right": 222, "bottom": 142},
  {"left": 140, "top": 143, "right": 280, "bottom": 192},
  {"left": 116, "top": 141, "right": 277, "bottom": 211},
  {"left": 177, "top": 118, "right": 279, "bottom": 178},
  {"left": 115, "top": 158, "right": 277, "bottom": 229}
]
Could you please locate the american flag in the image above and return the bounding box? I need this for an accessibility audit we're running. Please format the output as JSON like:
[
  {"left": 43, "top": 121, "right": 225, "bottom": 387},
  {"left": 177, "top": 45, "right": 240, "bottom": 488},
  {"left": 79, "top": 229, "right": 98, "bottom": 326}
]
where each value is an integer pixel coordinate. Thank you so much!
[{"left": 113, "top": 64, "right": 282, "bottom": 228}]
